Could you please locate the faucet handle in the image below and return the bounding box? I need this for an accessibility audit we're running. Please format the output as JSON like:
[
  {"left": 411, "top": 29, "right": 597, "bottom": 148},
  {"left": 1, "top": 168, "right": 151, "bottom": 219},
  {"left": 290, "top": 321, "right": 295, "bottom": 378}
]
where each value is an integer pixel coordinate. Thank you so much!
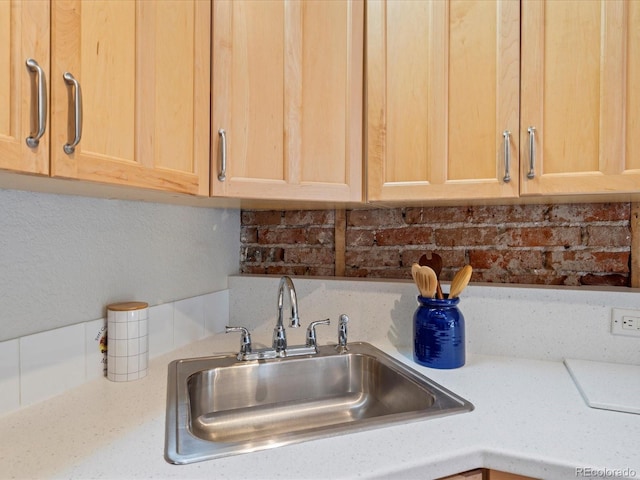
[
  {"left": 225, "top": 326, "right": 252, "bottom": 358},
  {"left": 305, "top": 319, "right": 330, "bottom": 348}
]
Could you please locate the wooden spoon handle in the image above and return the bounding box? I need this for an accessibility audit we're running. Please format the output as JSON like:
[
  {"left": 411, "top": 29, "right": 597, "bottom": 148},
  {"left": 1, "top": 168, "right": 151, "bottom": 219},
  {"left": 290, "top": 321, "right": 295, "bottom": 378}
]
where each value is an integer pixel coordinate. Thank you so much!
[{"left": 449, "top": 265, "right": 473, "bottom": 299}]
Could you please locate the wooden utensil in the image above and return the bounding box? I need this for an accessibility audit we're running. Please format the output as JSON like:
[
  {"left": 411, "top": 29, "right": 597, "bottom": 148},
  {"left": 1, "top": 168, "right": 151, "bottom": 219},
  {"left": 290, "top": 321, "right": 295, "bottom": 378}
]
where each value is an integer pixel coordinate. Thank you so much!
[
  {"left": 419, "top": 252, "right": 444, "bottom": 299},
  {"left": 411, "top": 263, "right": 438, "bottom": 298},
  {"left": 449, "top": 264, "right": 473, "bottom": 299}
]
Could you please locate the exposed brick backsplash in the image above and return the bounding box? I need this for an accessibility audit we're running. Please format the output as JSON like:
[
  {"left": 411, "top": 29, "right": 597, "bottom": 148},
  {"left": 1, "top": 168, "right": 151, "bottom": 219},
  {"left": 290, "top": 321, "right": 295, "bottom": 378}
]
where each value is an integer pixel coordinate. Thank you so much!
[{"left": 240, "top": 203, "right": 632, "bottom": 287}]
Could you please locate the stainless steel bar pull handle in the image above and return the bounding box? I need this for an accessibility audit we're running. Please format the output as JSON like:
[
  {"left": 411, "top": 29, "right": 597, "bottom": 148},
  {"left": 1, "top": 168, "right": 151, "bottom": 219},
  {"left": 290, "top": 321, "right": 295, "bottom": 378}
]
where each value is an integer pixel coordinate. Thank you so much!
[
  {"left": 217, "top": 128, "right": 227, "bottom": 181},
  {"left": 25, "top": 58, "right": 47, "bottom": 148},
  {"left": 63, "top": 72, "right": 82, "bottom": 154},
  {"left": 527, "top": 126, "right": 536, "bottom": 179},
  {"left": 502, "top": 130, "right": 511, "bottom": 183}
]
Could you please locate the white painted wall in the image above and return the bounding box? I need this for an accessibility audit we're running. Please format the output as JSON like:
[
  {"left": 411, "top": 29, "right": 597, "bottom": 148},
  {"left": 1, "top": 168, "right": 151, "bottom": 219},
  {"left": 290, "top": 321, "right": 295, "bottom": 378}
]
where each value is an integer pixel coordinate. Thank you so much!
[{"left": 0, "top": 188, "right": 240, "bottom": 341}]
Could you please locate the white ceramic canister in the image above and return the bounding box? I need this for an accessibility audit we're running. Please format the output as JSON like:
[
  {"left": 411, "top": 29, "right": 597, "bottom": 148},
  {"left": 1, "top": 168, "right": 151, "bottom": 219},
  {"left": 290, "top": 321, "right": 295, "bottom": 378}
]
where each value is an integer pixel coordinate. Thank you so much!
[{"left": 107, "top": 301, "right": 149, "bottom": 382}]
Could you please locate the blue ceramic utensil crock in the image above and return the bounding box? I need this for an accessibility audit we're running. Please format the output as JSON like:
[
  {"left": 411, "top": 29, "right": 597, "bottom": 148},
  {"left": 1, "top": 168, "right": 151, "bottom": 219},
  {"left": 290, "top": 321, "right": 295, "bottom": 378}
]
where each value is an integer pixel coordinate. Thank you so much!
[{"left": 413, "top": 295, "right": 465, "bottom": 369}]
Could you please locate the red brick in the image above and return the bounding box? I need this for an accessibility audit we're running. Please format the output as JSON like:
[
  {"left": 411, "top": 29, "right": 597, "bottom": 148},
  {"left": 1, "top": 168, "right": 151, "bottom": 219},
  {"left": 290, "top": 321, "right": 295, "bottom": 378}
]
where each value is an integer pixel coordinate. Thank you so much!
[
  {"left": 307, "top": 227, "right": 334, "bottom": 245},
  {"left": 376, "top": 226, "right": 434, "bottom": 246},
  {"left": 348, "top": 208, "right": 404, "bottom": 227},
  {"left": 467, "top": 204, "right": 547, "bottom": 224},
  {"left": 241, "top": 265, "right": 268, "bottom": 274},
  {"left": 502, "top": 226, "right": 582, "bottom": 247},
  {"left": 345, "top": 249, "right": 400, "bottom": 268},
  {"left": 265, "top": 265, "right": 307, "bottom": 276},
  {"left": 549, "top": 203, "right": 630, "bottom": 223},
  {"left": 258, "top": 227, "right": 307, "bottom": 244},
  {"left": 346, "top": 229, "right": 375, "bottom": 247},
  {"left": 240, "top": 226, "right": 258, "bottom": 244},
  {"left": 361, "top": 268, "right": 413, "bottom": 279},
  {"left": 475, "top": 271, "right": 569, "bottom": 285},
  {"left": 586, "top": 225, "right": 631, "bottom": 247},
  {"left": 434, "top": 251, "right": 467, "bottom": 271},
  {"left": 547, "top": 251, "right": 629, "bottom": 273},
  {"left": 405, "top": 206, "right": 469, "bottom": 224},
  {"left": 344, "top": 267, "right": 368, "bottom": 277},
  {"left": 468, "top": 249, "right": 545, "bottom": 270},
  {"left": 241, "top": 246, "right": 285, "bottom": 263},
  {"left": 285, "top": 247, "right": 334, "bottom": 265},
  {"left": 307, "top": 266, "right": 335, "bottom": 276},
  {"left": 580, "top": 274, "right": 629, "bottom": 287},
  {"left": 263, "top": 265, "right": 335, "bottom": 276},
  {"left": 241, "top": 210, "right": 283, "bottom": 226},
  {"left": 435, "top": 227, "right": 500, "bottom": 246},
  {"left": 284, "top": 210, "right": 335, "bottom": 225},
  {"left": 239, "top": 202, "right": 634, "bottom": 286}
]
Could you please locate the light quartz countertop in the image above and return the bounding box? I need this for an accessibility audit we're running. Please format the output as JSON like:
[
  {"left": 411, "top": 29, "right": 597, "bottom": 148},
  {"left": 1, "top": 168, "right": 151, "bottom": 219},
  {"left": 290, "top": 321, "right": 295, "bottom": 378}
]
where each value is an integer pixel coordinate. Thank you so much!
[{"left": 1, "top": 331, "right": 639, "bottom": 480}]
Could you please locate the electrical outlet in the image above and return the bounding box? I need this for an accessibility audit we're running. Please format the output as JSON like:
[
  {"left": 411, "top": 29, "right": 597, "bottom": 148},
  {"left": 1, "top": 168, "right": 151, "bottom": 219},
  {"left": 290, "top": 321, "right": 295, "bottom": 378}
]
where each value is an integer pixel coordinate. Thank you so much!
[{"left": 611, "top": 308, "right": 640, "bottom": 337}]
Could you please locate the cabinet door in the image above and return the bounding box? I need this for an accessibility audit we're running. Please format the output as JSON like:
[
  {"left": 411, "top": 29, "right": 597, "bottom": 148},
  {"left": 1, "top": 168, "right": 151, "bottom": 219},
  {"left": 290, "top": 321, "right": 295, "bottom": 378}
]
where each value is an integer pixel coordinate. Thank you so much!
[
  {"left": 367, "top": 0, "right": 520, "bottom": 203},
  {"left": 520, "top": 0, "right": 640, "bottom": 196},
  {"left": 488, "top": 470, "right": 538, "bottom": 480},
  {"left": 50, "top": 0, "right": 210, "bottom": 196},
  {"left": 439, "top": 470, "right": 483, "bottom": 480},
  {"left": 0, "top": 0, "right": 49, "bottom": 175},
  {"left": 211, "top": 0, "right": 363, "bottom": 202}
]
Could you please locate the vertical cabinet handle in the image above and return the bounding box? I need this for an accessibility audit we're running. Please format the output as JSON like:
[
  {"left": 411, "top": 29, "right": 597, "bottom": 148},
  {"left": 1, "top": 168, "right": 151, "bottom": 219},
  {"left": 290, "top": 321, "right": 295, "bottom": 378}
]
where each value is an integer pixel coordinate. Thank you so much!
[
  {"left": 63, "top": 72, "right": 83, "bottom": 154},
  {"left": 502, "top": 130, "right": 511, "bottom": 183},
  {"left": 25, "top": 58, "right": 47, "bottom": 148},
  {"left": 217, "top": 128, "right": 227, "bottom": 181},
  {"left": 527, "top": 126, "right": 536, "bottom": 179}
]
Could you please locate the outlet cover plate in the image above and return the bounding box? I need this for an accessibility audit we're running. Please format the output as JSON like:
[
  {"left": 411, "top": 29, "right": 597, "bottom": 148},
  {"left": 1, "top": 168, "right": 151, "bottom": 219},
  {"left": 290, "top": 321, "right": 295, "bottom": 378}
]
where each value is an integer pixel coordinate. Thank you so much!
[{"left": 611, "top": 308, "right": 640, "bottom": 337}]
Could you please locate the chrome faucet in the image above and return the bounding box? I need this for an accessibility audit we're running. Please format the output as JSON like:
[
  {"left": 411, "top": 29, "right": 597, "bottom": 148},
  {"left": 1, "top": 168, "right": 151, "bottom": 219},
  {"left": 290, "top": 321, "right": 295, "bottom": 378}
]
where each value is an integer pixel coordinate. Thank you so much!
[
  {"left": 273, "top": 276, "right": 301, "bottom": 352},
  {"left": 226, "top": 276, "right": 337, "bottom": 360}
]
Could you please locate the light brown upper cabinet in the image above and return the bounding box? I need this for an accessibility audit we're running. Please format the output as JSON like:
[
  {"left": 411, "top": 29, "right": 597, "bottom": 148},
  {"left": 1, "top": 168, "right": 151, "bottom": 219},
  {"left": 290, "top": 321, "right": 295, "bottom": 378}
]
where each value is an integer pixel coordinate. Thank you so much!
[
  {"left": 0, "top": 0, "right": 50, "bottom": 175},
  {"left": 50, "top": 0, "right": 210, "bottom": 195},
  {"left": 367, "top": 0, "right": 520, "bottom": 203},
  {"left": 520, "top": 0, "right": 640, "bottom": 196},
  {"left": 211, "top": 0, "right": 363, "bottom": 202}
]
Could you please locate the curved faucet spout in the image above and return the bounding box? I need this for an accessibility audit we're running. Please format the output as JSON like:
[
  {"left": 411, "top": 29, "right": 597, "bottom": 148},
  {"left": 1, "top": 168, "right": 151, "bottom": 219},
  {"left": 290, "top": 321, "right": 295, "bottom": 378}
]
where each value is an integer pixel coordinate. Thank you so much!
[
  {"left": 273, "top": 276, "right": 300, "bottom": 352},
  {"left": 277, "top": 276, "right": 300, "bottom": 328}
]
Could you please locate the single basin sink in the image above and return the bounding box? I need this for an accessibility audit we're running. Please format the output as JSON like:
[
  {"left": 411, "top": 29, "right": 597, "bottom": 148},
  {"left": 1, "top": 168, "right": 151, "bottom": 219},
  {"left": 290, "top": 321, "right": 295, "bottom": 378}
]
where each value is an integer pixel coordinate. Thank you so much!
[{"left": 165, "top": 342, "right": 473, "bottom": 464}]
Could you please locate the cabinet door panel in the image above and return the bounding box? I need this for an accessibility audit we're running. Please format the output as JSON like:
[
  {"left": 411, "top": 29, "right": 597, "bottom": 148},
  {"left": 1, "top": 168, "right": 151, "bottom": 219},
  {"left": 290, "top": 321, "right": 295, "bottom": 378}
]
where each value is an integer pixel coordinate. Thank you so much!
[
  {"left": 0, "top": 0, "right": 49, "bottom": 175},
  {"left": 222, "top": 0, "right": 285, "bottom": 182},
  {"left": 521, "top": 0, "right": 639, "bottom": 195},
  {"left": 212, "top": 0, "right": 363, "bottom": 202},
  {"left": 79, "top": 1, "right": 136, "bottom": 161},
  {"left": 384, "top": 0, "right": 430, "bottom": 184},
  {"left": 51, "top": 0, "right": 209, "bottom": 196},
  {"left": 300, "top": 0, "right": 349, "bottom": 185},
  {"left": 449, "top": 0, "right": 498, "bottom": 181},
  {"left": 367, "top": 0, "right": 519, "bottom": 202},
  {"left": 627, "top": 1, "right": 640, "bottom": 171}
]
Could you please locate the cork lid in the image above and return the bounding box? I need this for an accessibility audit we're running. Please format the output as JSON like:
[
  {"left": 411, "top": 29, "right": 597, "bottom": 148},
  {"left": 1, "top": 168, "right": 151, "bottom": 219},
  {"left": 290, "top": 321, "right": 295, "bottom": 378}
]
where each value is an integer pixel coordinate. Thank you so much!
[{"left": 107, "top": 301, "right": 149, "bottom": 311}]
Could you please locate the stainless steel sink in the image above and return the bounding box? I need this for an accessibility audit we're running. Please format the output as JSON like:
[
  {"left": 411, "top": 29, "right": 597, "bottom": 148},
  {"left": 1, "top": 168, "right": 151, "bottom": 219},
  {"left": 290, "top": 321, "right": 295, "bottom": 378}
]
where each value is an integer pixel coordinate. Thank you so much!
[{"left": 165, "top": 342, "right": 473, "bottom": 464}]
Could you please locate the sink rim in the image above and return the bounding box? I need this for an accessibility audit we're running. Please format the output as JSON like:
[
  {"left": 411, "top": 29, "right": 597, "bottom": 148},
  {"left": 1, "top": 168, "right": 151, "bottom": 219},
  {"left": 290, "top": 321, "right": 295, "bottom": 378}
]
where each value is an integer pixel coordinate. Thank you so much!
[{"left": 165, "top": 342, "right": 474, "bottom": 465}]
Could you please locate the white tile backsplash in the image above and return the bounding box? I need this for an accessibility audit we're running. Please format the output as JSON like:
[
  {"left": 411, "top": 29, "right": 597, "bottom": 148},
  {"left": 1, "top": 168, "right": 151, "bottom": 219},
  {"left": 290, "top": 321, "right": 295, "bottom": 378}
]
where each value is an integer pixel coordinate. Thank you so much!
[
  {"left": 20, "top": 323, "right": 86, "bottom": 406},
  {"left": 1, "top": 290, "right": 229, "bottom": 415},
  {"left": 0, "top": 339, "right": 20, "bottom": 415},
  {"left": 174, "top": 295, "right": 205, "bottom": 348},
  {"left": 204, "top": 290, "right": 230, "bottom": 335},
  {"left": 148, "top": 303, "right": 174, "bottom": 358}
]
